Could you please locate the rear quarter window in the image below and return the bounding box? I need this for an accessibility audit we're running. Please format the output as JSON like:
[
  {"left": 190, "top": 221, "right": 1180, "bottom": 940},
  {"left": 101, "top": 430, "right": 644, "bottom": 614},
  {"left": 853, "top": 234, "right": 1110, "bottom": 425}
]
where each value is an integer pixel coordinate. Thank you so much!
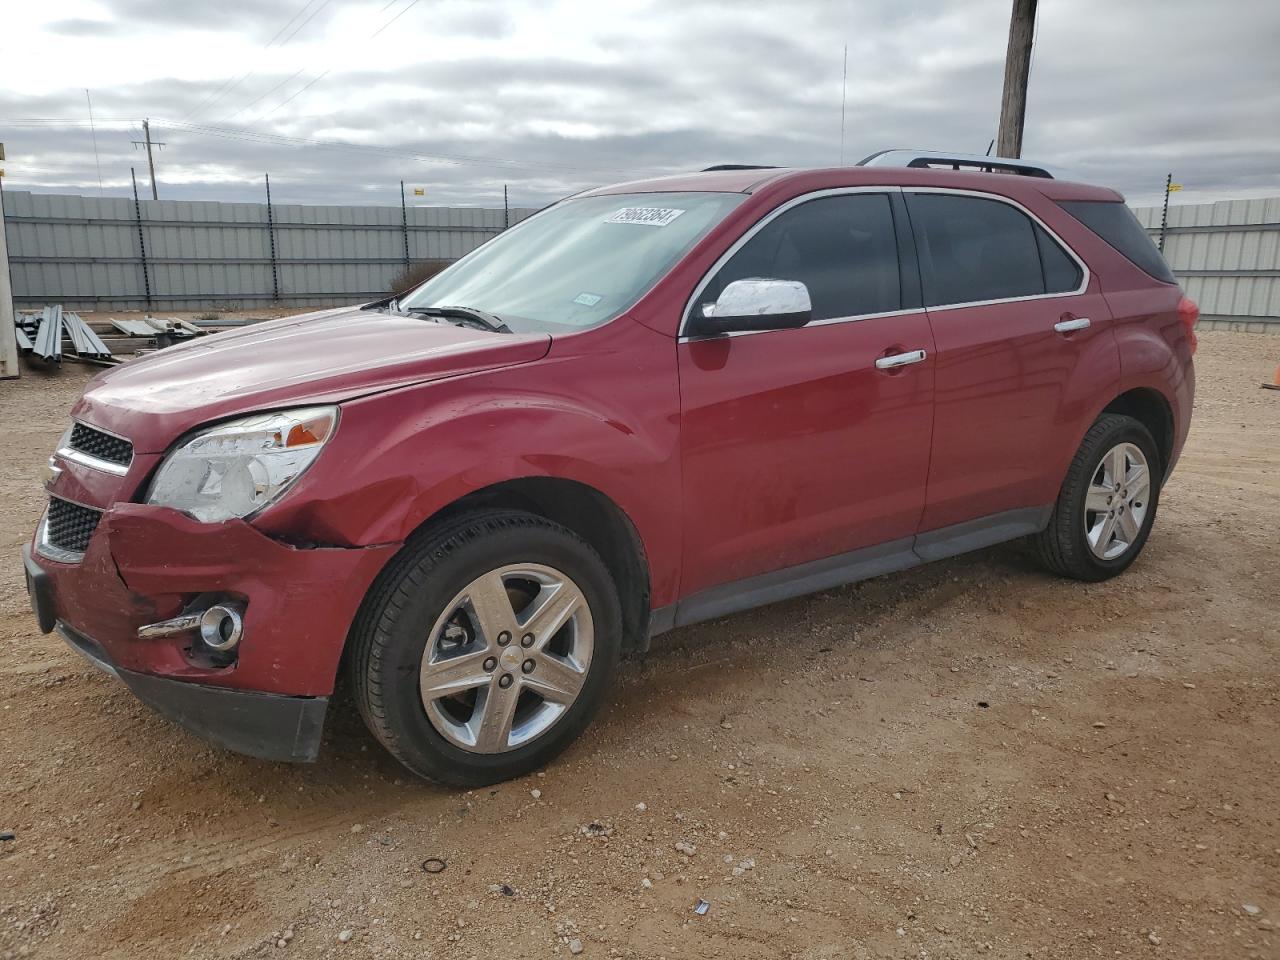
[{"left": 1057, "top": 200, "right": 1177, "bottom": 284}]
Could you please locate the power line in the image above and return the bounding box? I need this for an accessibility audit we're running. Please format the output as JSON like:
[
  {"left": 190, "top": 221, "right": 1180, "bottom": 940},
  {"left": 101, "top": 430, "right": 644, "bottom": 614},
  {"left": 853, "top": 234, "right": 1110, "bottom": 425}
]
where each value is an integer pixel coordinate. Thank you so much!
[
  {"left": 370, "top": 0, "right": 421, "bottom": 38},
  {"left": 221, "top": 67, "right": 308, "bottom": 123},
  {"left": 277, "top": 0, "right": 336, "bottom": 46},
  {"left": 254, "top": 71, "right": 333, "bottom": 122},
  {"left": 184, "top": 0, "right": 336, "bottom": 121},
  {"left": 264, "top": 0, "right": 328, "bottom": 46},
  {"left": 5, "top": 114, "right": 639, "bottom": 173},
  {"left": 240, "top": 0, "right": 423, "bottom": 125},
  {"left": 155, "top": 117, "right": 641, "bottom": 175},
  {"left": 84, "top": 90, "right": 104, "bottom": 195}
]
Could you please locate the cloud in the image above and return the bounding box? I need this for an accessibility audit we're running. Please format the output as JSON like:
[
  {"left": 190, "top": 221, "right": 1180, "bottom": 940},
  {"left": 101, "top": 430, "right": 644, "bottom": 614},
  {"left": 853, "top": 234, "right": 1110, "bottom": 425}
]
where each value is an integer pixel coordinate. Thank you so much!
[
  {"left": 44, "top": 18, "right": 123, "bottom": 38},
  {"left": 1, "top": 0, "right": 1277, "bottom": 209}
]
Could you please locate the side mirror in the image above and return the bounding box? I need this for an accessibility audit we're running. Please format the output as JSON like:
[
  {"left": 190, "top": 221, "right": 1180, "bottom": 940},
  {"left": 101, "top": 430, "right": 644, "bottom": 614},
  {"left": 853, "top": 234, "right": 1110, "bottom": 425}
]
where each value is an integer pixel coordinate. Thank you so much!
[{"left": 686, "top": 278, "right": 813, "bottom": 337}]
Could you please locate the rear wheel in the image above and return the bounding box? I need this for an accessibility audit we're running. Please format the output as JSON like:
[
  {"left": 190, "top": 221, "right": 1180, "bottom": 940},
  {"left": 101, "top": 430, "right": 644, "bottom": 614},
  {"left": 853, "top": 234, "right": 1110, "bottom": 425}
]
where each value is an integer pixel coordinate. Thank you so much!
[
  {"left": 1033, "top": 413, "right": 1162, "bottom": 582},
  {"left": 349, "top": 510, "right": 622, "bottom": 786}
]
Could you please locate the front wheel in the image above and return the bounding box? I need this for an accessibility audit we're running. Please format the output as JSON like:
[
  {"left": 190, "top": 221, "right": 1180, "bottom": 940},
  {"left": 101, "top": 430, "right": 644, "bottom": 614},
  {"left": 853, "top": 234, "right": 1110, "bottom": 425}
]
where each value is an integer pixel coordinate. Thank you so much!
[
  {"left": 1033, "top": 413, "right": 1163, "bottom": 582},
  {"left": 348, "top": 510, "right": 622, "bottom": 786}
]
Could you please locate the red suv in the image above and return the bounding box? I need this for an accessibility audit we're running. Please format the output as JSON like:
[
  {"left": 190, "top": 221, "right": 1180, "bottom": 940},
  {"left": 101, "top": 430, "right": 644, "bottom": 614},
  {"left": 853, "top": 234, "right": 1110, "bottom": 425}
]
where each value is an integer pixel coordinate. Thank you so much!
[{"left": 23, "top": 153, "right": 1197, "bottom": 786}]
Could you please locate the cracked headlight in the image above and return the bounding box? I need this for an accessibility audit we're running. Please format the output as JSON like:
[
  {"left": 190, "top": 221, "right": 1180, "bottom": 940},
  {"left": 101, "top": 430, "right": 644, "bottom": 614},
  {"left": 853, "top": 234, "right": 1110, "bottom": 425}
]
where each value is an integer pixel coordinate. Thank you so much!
[{"left": 146, "top": 406, "right": 337, "bottom": 522}]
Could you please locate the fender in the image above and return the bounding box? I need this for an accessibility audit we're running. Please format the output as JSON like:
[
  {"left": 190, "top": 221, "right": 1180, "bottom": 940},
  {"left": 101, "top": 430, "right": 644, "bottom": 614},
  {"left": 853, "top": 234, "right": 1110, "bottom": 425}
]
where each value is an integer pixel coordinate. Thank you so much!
[
  {"left": 1047, "top": 285, "right": 1192, "bottom": 493},
  {"left": 1106, "top": 285, "right": 1194, "bottom": 475},
  {"left": 252, "top": 318, "right": 686, "bottom": 608}
]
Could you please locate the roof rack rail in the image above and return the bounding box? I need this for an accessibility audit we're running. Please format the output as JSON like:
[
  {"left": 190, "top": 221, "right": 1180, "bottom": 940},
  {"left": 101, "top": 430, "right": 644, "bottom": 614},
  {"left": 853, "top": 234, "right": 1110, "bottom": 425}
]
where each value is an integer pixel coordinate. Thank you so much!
[
  {"left": 857, "top": 149, "right": 1058, "bottom": 179},
  {"left": 700, "top": 164, "right": 779, "bottom": 172}
]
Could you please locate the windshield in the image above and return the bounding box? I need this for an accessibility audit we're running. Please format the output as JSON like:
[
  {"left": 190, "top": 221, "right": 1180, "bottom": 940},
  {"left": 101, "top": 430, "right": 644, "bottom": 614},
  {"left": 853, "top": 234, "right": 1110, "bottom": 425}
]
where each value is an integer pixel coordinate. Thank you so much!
[{"left": 398, "top": 191, "right": 745, "bottom": 333}]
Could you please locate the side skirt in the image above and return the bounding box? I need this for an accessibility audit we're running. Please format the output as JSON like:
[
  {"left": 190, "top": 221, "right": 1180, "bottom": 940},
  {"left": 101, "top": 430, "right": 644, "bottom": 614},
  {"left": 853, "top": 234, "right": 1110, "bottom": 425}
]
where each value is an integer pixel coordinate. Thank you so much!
[{"left": 651, "top": 505, "right": 1052, "bottom": 636}]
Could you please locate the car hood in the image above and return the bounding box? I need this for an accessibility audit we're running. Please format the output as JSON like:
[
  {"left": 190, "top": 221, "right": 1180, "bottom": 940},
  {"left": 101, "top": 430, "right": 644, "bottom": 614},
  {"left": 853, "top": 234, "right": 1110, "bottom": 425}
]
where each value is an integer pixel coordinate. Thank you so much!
[{"left": 74, "top": 305, "right": 552, "bottom": 453}]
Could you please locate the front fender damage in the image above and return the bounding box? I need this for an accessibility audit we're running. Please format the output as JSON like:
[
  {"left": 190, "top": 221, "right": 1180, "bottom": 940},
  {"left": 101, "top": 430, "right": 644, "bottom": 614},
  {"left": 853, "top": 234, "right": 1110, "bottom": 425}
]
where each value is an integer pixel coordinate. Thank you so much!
[{"left": 92, "top": 503, "right": 401, "bottom": 696}]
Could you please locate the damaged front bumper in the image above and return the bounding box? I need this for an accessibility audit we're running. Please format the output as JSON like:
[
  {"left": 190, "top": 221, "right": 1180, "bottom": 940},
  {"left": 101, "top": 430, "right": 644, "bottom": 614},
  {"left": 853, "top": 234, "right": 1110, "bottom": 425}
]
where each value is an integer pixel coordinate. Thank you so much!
[{"left": 23, "top": 502, "right": 399, "bottom": 763}]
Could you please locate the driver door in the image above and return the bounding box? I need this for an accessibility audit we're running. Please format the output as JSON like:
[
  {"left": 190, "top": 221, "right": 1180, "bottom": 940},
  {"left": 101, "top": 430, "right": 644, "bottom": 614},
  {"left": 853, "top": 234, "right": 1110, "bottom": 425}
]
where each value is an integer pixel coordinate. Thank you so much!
[{"left": 676, "top": 190, "right": 936, "bottom": 601}]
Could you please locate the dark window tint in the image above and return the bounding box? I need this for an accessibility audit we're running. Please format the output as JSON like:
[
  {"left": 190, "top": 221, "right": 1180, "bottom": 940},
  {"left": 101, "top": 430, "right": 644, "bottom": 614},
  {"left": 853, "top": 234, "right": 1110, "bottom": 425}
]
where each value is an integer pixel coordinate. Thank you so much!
[
  {"left": 1058, "top": 199, "right": 1176, "bottom": 283},
  {"left": 908, "top": 193, "right": 1049, "bottom": 306},
  {"left": 703, "top": 193, "right": 901, "bottom": 322},
  {"left": 1034, "top": 223, "right": 1083, "bottom": 293}
]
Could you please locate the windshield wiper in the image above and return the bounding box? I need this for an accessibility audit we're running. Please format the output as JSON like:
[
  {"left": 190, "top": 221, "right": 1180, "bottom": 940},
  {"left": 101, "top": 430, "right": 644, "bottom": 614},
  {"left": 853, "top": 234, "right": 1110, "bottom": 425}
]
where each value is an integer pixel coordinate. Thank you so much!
[{"left": 405, "top": 305, "right": 512, "bottom": 334}]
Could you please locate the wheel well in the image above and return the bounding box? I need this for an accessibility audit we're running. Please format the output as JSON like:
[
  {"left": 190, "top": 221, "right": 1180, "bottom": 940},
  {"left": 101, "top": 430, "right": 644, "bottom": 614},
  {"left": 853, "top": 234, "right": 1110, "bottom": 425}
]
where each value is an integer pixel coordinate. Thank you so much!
[
  {"left": 1102, "top": 388, "right": 1173, "bottom": 474},
  {"left": 424, "top": 478, "right": 652, "bottom": 655}
]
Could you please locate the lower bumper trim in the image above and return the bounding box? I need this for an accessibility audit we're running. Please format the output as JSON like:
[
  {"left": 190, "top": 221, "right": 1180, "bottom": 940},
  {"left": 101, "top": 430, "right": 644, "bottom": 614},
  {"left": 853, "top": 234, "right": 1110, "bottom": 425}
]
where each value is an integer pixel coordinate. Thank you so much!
[{"left": 56, "top": 622, "right": 328, "bottom": 763}]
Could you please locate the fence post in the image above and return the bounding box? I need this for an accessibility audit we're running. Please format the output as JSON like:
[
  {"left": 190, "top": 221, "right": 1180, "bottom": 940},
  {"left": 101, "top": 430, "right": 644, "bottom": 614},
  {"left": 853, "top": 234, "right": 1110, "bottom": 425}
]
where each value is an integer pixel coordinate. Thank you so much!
[
  {"left": 400, "top": 180, "right": 411, "bottom": 271},
  {"left": 503, "top": 184, "right": 510, "bottom": 229},
  {"left": 130, "top": 168, "right": 152, "bottom": 312},
  {"left": 264, "top": 173, "right": 280, "bottom": 304},
  {"left": 0, "top": 178, "right": 19, "bottom": 378},
  {"left": 1158, "top": 173, "right": 1172, "bottom": 253}
]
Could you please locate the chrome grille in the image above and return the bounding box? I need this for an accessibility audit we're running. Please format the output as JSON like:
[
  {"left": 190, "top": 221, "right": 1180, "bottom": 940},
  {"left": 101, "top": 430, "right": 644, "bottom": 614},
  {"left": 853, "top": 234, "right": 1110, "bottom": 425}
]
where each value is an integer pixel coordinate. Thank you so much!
[
  {"left": 69, "top": 423, "right": 133, "bottom": 467},
  {"left": 45, "top": 497, "right": 102, "bottom": 554}
]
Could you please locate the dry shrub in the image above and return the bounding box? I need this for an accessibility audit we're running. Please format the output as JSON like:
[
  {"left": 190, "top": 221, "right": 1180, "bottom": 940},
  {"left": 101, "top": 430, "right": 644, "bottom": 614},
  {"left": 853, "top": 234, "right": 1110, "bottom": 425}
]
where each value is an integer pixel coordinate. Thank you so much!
[{"left": 389, "top": 259, "right": 453, "bottom": 295}]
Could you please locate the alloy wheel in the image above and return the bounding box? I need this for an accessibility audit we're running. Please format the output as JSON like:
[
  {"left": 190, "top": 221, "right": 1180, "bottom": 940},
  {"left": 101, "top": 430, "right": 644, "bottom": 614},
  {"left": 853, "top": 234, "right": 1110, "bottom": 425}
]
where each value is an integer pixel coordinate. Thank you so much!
[
  {"left": 418, "top": 563, "right": 594, "bottom": 753},
  {"left": 1084, "top": 442, "right": 1151, "bottom": 560}
]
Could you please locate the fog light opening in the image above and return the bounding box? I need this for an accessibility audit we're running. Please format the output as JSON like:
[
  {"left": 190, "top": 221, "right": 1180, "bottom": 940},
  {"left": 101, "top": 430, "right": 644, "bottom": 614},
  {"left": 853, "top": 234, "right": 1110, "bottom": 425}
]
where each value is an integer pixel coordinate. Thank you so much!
[{"left": 199, "top": 604, "right": 244, "bottom": 652}]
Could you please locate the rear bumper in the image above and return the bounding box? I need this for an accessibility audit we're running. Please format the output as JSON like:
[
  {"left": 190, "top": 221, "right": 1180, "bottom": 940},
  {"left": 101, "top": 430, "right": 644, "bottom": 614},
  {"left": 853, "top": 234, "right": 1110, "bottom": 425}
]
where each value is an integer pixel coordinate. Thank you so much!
[{"left": 57, "top": 616, "right": 328, "bottom": 762}]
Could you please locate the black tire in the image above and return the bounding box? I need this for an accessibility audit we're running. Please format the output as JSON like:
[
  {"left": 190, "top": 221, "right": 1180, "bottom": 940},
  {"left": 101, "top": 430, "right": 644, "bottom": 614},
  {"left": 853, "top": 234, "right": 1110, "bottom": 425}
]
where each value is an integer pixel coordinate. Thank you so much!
[
  {"left": 1033, "top": 413, "right": 1163, "bottom": 582},
  {"left": 348, "top": 510, "right": 622, "bottom": 787}
]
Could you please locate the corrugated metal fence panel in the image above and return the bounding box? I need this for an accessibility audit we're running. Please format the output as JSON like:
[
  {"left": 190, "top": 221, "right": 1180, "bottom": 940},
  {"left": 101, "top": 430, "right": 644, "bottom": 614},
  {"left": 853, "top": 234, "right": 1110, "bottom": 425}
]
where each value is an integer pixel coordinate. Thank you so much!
[
  {"left": 7, "top": 186, "right": 1277, "bottom": 326},
  {"left": 2, "top": 190, "right": 538, "bottom": 311},
  {"left": 1132, "top": 195, "right": 1280, "bottom": 328}
]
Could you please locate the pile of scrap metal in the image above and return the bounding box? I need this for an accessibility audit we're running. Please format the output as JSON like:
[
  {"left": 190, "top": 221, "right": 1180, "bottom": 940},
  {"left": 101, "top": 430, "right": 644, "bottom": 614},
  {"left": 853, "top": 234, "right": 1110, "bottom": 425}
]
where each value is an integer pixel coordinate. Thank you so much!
[
  {"left": 13, "top": 305, "right": 116, "bottom": 366},
  {"left": 110, "top": 316, "right": 207, "bottom": 351}
]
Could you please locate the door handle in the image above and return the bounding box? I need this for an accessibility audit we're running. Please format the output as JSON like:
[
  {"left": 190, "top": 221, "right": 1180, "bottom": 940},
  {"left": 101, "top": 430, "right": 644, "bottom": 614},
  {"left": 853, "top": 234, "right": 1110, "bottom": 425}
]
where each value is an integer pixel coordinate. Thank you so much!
[
  {"left": 1053, "top": 317, "right": 1091, "bottom": 333},
  {"left": 875, "top": 349, "right": 927, "bottom": 370}
]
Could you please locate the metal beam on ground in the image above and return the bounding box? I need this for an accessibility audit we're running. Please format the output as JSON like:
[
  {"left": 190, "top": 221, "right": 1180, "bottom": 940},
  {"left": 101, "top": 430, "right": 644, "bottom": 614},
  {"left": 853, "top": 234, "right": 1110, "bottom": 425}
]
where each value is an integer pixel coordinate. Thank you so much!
[{"left": 33, "top": 304, "right": 63, "bottom": 361}]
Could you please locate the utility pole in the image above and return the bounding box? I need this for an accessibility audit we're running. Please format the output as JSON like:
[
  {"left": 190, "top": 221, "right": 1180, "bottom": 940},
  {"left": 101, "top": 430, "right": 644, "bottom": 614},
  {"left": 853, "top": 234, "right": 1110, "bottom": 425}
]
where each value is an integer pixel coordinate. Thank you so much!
[
  {"left": 995, "top": 0, "right": 1038, "bottom": 158},
  {"left": 131, "top": 119, "right": 165, "bottom": 200}
]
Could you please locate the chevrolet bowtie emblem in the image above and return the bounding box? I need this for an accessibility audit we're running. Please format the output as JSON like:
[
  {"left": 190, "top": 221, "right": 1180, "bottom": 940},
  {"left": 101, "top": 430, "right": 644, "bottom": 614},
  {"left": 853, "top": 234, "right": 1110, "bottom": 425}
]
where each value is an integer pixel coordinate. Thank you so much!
[{"left": 42, "top": 458, "right": 62, "bottom": 490}]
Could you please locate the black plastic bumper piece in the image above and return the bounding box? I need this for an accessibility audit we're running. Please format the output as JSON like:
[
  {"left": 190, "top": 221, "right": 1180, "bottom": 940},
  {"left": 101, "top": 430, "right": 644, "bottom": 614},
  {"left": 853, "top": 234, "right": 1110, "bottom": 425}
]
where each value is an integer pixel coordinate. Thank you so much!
[
  {"left": 55, "top": 621, "right": 328, "bottom": 763},
  {"left": 22, "top": 545, "right": 57, "bottom": 634},
  {"left": 118, "top": 666, "right": 328, "bottom": 763}
]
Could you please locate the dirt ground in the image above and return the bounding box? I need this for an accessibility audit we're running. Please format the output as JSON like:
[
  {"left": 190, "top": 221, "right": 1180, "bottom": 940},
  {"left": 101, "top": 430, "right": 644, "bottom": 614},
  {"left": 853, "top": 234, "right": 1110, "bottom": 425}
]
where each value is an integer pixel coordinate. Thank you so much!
[{"left": 1, "top": 332, "right": 1277, "bottom": 960}]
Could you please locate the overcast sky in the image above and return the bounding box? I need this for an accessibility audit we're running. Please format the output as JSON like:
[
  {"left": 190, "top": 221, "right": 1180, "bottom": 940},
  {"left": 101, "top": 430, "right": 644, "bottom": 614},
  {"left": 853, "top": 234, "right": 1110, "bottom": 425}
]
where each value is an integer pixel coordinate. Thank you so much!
[{"left": 2, "top": 0, "right": 1277, "bottom": 210}]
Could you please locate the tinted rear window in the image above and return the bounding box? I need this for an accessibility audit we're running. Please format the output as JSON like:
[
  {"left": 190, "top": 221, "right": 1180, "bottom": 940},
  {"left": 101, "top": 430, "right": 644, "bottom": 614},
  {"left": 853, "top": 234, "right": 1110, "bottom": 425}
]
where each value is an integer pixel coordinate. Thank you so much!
[
  {"left": 1058, "top": 200, "right": 1176, "bottom": 283},
  {"left": 907, "top": 193, "right": 1075, "bottom": 306}
]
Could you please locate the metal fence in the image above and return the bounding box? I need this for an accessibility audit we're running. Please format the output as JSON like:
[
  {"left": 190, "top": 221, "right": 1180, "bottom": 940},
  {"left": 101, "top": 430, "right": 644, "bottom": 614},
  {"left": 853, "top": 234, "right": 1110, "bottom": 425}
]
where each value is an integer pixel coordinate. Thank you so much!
[
  {"left": 3, "top": 187, "right": 1277, "bottom": 328},
  {"left": 1133, "top": 195, "right": 1280, "bottom": 333},
  {"left": 0, "top": 189, "right": 537, "bottom": 312}
]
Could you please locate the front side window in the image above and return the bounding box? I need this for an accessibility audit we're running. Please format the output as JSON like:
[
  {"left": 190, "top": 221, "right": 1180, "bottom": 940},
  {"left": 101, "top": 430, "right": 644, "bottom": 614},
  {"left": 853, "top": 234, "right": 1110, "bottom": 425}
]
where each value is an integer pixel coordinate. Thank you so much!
[
  {"left": 699, "top": 193, "right": 902, "bottom": 322},
  {"left": 907, "top": 193, "right": 1080, "bottom": 307},
  {"left": 399, "top": 191, "right": 745, "bottom": 334}
]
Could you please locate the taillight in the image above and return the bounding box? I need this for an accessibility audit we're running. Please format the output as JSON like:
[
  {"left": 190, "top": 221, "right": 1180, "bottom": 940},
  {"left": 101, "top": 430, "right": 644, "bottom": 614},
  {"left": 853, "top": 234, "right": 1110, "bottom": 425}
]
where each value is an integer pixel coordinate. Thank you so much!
[{"left": 1177, "top": 295, "right": 1199, "bottom": 355}]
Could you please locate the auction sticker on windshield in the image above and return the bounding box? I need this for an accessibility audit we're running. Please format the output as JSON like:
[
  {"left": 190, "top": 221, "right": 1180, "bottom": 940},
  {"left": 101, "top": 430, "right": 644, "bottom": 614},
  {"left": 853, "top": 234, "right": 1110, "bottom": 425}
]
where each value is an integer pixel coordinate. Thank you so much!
[{"left": 605, "top": 207, "right": 686, "bottom": 227}]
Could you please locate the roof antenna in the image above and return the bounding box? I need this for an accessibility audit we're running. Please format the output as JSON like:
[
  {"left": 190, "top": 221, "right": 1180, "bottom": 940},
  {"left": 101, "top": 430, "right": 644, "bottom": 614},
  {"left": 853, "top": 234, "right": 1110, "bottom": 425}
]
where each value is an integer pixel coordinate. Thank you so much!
[{"left": 986, "top": 138, "right": 995, "bottom": 157}]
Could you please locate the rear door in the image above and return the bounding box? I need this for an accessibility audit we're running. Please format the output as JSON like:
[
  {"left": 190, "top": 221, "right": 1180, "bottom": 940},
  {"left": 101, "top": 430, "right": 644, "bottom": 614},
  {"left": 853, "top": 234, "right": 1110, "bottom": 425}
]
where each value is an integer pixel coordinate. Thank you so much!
[
  {"left": 904, "top": 190, "right": 1119, "bottom": 538},
  {"left": 677, "top": 190, "right": 936, "bottom": 598}
]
